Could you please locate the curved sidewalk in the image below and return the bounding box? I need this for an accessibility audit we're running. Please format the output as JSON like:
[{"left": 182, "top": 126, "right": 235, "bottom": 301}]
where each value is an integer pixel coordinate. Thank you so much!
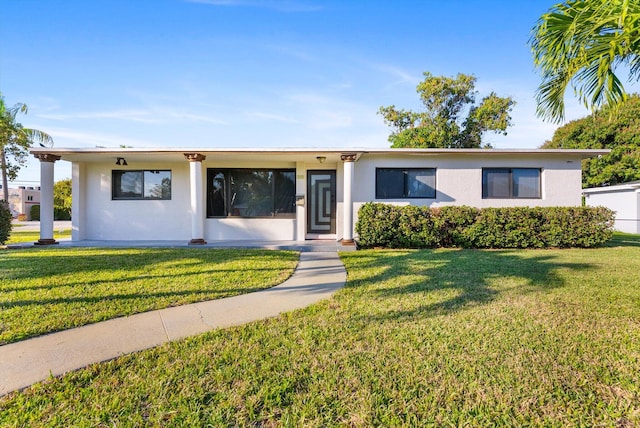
[{"left": 0, "top": 252, "right": 346, "bottom": 396}]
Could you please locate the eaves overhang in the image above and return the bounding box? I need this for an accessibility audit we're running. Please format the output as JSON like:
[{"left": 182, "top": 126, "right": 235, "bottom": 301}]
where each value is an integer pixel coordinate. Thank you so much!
[{"left": 29, "top": 147, "right": 611, "bottom": 164}]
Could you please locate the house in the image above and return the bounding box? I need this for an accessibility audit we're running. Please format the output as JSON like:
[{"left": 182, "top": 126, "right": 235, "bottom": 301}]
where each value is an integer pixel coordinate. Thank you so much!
[
  {"left": 583, "top": 181, "right": 640, "bottom": 234},
  {"left": 28, "top": 147, "right": 609, "bottom": 245},
  {"left": 0, "top": 185, "right": 41, "bottom": 220}
]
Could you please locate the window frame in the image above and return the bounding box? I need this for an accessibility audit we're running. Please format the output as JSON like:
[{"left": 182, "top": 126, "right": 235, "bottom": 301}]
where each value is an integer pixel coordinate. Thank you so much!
[
  {"left": 206, "top": 168, "right": 296, "bottom": 218},
  {"left": 481, "top": 168, "right": 542, "bottom": 199},
  {"left": 111, "top": 170, "right": 172, "bottom": 200},
  {"left": 375, "top": 167, "right": 437, "bottom": 199}
]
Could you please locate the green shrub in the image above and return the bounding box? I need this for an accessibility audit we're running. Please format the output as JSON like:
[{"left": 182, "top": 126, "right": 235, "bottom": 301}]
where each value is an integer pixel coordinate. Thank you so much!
[
  {"left": 463, "top": 207, "right": 546, "bottom": 248},
  {"left": 355, "top": 203, "right": 615, "bottom": 249},
  {"left": 355, "top": 202, "right": 403, "bottom": 248},
  {"left": 30, "top": 204, "right": 40, "bottom": 221},
  {"left": 54, "top": 207, "right": 71, "bottom": 221},
  {"left": 438, "top": 205, "right": 478, "bottom": 247},
  {"left": 397, "top": 205, "right": 444, "bottom": 248},
  {"left": 0, "top": 201, "right": 12, "bottom": 245},
  {"left": 539, "top": 206, "right": 614, "bottom": 248}
]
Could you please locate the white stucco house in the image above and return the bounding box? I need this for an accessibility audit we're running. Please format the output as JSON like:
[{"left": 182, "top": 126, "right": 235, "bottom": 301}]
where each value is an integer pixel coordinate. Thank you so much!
[
  {"left": 29, "top": 147, "right": 609, "bottom": 245},
  {"left": 583, "top": 181, "right": 640, "bottom": 234}
]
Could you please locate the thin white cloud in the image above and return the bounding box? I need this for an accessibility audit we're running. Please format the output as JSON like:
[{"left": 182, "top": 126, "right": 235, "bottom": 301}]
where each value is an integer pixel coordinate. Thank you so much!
[
  {"left": 185, "top": 0, "right": 322, "bottom": 12},
  {"left": 370, "top": 63, "right": 420, "bottom": 87},
  {"left": 163, "top": 111, "right": 226, "bottom": 124},
  {"left": 285, "top": 91, "right": 373, "bottom": 130},
  {"left": 38, "top": 110, "right": 158, "bottom": 123},
  {"left": 37, "top": 108, "right": 226, "bottom": 125},
  {"left": 45, "top": 128, "right": 158, "bottom": 148},
  {"left": 245, "top": 112, "right": 299, "bottom": 123},
  {"left": 263, "top": 43, "right": 318, "bottom": 62}
]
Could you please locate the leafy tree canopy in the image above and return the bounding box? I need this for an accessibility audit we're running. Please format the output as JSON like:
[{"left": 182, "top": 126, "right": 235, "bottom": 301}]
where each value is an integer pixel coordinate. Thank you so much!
[
  {"left": 54, "top": 179, "right": 72, "bottom": 216},
  {"left": 0, "top": 93, "right": 53, "bottom": 201},
  {"left": 379, "top": 72, "right": 515, "bottom": 148},
  {"left": 542, "top": 94, "right": 640, "bottom": 187},
  {"left": 530, "top": 0, "right": 640, "bottom": 123}
]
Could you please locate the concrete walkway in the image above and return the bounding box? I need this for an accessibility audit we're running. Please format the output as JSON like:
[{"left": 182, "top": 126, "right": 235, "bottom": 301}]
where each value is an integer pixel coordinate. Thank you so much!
[{"left": 0, "top": 252, "right": 346, "bottom": 396}]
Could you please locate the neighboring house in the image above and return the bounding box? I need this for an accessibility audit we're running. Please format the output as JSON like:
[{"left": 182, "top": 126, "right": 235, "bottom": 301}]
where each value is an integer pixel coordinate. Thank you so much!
[
  {"left": 28, "top": 147, "right": 608, "bottom": 244},
  {"left": 583, "top": 181, "right": 640, "bottom": 234},
  {"left": 0, "top": 185, "right": 41, "bottom": 220}
]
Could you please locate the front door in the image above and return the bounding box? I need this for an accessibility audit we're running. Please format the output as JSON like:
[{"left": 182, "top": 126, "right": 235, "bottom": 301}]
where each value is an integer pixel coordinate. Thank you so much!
[{"left": 307, "top": 170, "right": 336, "bottom": 235}]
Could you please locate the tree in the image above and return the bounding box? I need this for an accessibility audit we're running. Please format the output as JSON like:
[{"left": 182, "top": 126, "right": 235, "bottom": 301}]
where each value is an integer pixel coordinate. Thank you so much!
[
  {"left": 530, "top": 0, "right": 640, "bottom": 123},
  {"left": 541, "top": 93, "right": 640, "bottom": 187},
  {"left": 53, "top": 179, "right": 72, "bottom": 219},
  {"left": 0, "top": 93, "right": 53, "bottom": 201},
  {"left": 379, "top": 72, "right": 515, "bottom": 148}
]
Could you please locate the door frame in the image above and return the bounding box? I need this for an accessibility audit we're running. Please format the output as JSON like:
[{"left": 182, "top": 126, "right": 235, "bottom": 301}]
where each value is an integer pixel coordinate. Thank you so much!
[{"left": 306, "top": 170, "right": 336, "bottom": 238}]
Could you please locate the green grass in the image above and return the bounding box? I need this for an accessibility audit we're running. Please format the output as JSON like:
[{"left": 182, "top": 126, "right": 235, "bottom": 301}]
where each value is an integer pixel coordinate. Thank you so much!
[
  {"left": 0, "top": 248, "right": 298, "bottom": 344},
  {"left": 5, "top": 228, "right": 72, "bottom": 244},
  {"left": 2, "top": 235, "right": 640, "bottom": 426}
]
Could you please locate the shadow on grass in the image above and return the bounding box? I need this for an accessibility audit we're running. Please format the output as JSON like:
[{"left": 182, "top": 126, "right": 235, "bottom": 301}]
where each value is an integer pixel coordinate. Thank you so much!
[
  {"left": 345, "top": 248, "right": 594, "bottom": 321},
  {"left": 607, "top": 232, "right": 640, "bottom": 247},
  {"left": 0, "top": 248, "right": 294, "bottom": 283},
  {"left": 0, "top": 248, "right": 296, "bottom": 307}
]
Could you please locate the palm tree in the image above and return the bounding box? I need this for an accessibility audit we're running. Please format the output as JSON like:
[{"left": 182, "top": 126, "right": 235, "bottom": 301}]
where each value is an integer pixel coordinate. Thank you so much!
[
  {"left": 530, "top": 0, "right": 640, "bottom": 123},
  {"left": 0, "top": 94, "right": 53, "bottom": 201}
]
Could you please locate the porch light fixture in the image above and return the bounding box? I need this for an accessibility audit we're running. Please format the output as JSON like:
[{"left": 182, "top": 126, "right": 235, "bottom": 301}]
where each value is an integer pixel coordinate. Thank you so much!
[
  {"left": 115, "top": 157, "right": 128, "bottom": 166},
  {"left": 316, "top": 156, "right": 326, "bottom": 164}
]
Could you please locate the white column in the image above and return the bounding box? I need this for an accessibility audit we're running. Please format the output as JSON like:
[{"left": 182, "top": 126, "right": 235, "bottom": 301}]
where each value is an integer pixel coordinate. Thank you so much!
[
  {"left": 341, "top": 153, "right": 356, "bottom": 245},
  {"left": 185, "top": 153, "right": 207, "bottom": 245},
  {"left": 34, "top": 153, "right": 61, "bottom": 245},
  {"left": 295, "top": 161, "right": 306, "bottom": 242}
]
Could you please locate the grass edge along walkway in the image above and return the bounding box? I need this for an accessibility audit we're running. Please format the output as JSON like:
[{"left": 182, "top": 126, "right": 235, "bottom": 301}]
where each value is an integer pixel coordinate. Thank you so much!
[{"left": 0, "top": 252, "right": 346, "bottom": 396}]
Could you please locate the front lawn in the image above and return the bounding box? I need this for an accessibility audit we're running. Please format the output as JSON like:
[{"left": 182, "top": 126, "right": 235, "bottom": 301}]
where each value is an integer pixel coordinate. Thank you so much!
[
  {"left": 2, "top": 235, "right": 639, "bottom": 426},
  {"left": 5, "top": 228, "right": 72, "bottom": 244},
  {"left": 0, "top": 248, "right": 298, "bottom": 344}
]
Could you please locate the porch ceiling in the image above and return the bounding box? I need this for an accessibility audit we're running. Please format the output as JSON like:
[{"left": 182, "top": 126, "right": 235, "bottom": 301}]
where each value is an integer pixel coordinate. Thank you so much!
[{"left": 29, "top": 148, "right": 358, "bottom": 164}]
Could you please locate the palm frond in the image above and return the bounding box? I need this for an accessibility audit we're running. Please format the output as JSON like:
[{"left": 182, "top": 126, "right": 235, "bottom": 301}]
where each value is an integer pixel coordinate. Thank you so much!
[{"left": 530, "top": 0, "right": 640, "bottom": 122}]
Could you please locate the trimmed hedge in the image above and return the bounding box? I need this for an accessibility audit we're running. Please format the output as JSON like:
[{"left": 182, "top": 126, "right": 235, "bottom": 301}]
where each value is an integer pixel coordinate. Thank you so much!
[
  {"left": 54, "top": 207, "right": 71, "bottom": 221},
  {"left": 28, "top": 205, "right": 71, "bottom": 221},
  {"left": 0, "top": 201, "right": 12, "bottom": 245},
  {"left": 30, "top": 204, "right": 40, "bottom": 221},
  {"left": 355, "top": 203, "right": 615, "bottom": 249}
]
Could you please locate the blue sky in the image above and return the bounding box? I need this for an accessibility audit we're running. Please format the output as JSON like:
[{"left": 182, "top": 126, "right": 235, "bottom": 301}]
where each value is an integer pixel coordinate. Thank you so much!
[{"left": 1, "top": 0, "right": 631, "bottom": 185}]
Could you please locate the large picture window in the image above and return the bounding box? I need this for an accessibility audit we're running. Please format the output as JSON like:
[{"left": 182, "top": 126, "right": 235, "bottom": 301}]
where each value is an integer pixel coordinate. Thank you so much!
[
  {"left": 376, "top": 168, "right": 436, "bottom": 199},
  {"left": 112, "top": 170, "right": 172, "bottom": 200},
  {"left": 482, "top": 168, "right": 541, "bottom": 199},
  {"left": 207, "top": 169, "right": 296, "bottom": 217}
]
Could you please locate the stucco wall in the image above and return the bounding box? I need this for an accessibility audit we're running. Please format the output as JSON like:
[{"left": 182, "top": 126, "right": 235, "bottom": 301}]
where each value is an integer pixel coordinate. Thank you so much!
[
  {"left": 81, "top": 162, "right": 191, "bottom": 240},
  {"left": 348, "top": 153, "right": 584, "bottom": 238},
  {"left": 352, "top": 153, "right": 583, "bottom": 208},
  {"left": 78, "top": 159, "right": 313, "bottom": 241},
  {"left": 584, "top": 187, "right": 640, "bottom": 234},
  {"left": 72, "top": 152, "right": 586, "bottom": 242}
]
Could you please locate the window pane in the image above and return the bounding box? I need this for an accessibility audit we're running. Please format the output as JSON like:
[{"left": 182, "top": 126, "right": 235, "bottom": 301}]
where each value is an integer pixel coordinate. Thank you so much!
[
  {"left": 513, "top": 169, "right": 540, "bottom": 198},
  {"left": 208, "top": 171, "right": 227, "bottom": 216},
  {"left": 406, "top": 169, "right": 436, "bottom": 198},
  {"left": 483, "top": 169, "right": 510, "bottom": 198},
  {"left": 230, "top": 170, "right": 274, "bottom": 217},
  {"left": 376, "top": 169, "right": 404, "bottom": 198},
  {"left": 144, "top": 171, "right": 171, "bottom": 199},
  {"left": 274, "top": 170, "right": 296, "bottom": 215},
  {"left": 113, "top": 171, "right": 143, "bottom": 199},
  {"left": 207, "top": 169, "right": 296, "bottom": 217}
]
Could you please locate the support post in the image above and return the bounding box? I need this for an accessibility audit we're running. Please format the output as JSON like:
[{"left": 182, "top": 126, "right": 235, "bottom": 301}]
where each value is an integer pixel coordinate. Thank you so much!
[
  {"left": 184, "top": 153, "right": 207, "bottom": 245},
  {"left": 34, "top": 153, "right": 61, "bottom": 245},
  {"left": 341, "top": 153, "right": 356, "bottom": 245}
]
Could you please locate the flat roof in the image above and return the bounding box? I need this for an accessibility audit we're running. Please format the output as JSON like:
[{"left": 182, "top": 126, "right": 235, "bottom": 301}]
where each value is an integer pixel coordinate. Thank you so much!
[
  {"left": 583, "top": 181, "right": 640, "bottom": 194},
  {"left": 30, "top": 147, "right": 611, "bottom": 164}
]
